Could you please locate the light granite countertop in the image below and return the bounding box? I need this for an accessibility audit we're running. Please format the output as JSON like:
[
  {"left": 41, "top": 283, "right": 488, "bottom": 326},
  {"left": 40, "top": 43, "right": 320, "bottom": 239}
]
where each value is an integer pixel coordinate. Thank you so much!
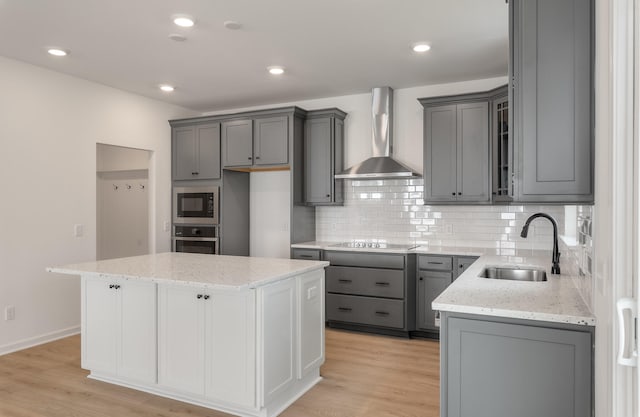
[
  {"left": 432, "top": 254, "right": 594, "bottom": 326},
  {"left": 48, "top": 252, "right": 329, "bottom": 290},
  {"left": 291, "top": 241, "right": 594, "bottom": 326}
]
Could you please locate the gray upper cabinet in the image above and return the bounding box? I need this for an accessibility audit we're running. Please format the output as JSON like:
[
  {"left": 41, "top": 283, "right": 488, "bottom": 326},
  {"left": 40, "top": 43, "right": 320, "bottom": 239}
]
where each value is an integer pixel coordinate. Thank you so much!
[
  {"left": 173, "top": 123, "right": 221, "bottom": 181},
  {"left": 490, "top": 86, "right": 512, "bottom": 202},
  {"left": 421, "top": 96, "right": 489, "bottom": 203},
  {"left": 304, "top": 109, "right": 346, "bottom": 205},
  {"left": 254, "top": 116, "right": 288, "bottom": 166},
  {"left": 511, "top": 0, "right": 594, "bottom": 203},
  {"left": 222, "top": 116, "right": 288, "bottom": 168},
  {"left": 221, "top": 119, "right": 253, "bottom": 167}
]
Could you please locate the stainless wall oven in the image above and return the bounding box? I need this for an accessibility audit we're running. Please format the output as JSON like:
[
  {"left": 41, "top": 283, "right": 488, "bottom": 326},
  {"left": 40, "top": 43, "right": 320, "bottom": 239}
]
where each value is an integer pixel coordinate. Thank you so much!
[
  {"left": 173, "top": 186, "right": 219, "bottom": 225},
  {"left": 173, "top": 225, "right": 218, "bottom": 255}
]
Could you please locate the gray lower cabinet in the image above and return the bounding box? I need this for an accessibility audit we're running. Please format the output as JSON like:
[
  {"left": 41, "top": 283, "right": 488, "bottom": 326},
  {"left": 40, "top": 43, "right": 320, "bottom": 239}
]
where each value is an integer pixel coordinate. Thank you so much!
[
  {"left": 304, "top": 109, "right": 346, "bottom": 205},
  {"left": 441, "top": 312, "right": 593, "bottom": 417},
  {"left": 417, "top": 270, "right": 452, "bottom": 331},
  {"left": 173, "top": 123, "right": 221, "bottom": 180},
  {"left": 511, "top": 0, "right": 594, "bottom": 203},
  {"left": 324, "top": 251, "right": 415, "bottom": 336},
  {"left": 222, "top": 116, "right": 289, "bottom": 168},
  {"left": 291, "top": 248, "right": 321, "bottom": 261},
  {"left": 416, "top": 255, "right": 478, "bottom": 335},
  {"left": 420, "top": 96, "right": 490, "bottom": 203}
]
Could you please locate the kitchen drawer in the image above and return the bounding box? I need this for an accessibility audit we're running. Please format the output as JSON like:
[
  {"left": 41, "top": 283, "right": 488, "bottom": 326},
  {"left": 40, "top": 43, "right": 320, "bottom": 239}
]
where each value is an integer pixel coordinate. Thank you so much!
[
  {"left": 324, "top": 251, "right": 404, "bottom": 269},
  {"left": 418, "top": 255, "right": 453, "bottom": 271},
  {"left": 326, "top": 266, "right": 404, "bottom": 299},
  {"left": 326, "top": 294, "right": 404, "bottom": 329},
  {"left": 291, "top": 248, "right": 321, "bottom": 260}
]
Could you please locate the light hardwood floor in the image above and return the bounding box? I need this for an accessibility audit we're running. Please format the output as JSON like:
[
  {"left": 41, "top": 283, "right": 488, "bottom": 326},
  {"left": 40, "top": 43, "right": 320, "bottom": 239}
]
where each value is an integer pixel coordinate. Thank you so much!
[{"left": 0, "top": 329, "right": 440, "bottom": 417}]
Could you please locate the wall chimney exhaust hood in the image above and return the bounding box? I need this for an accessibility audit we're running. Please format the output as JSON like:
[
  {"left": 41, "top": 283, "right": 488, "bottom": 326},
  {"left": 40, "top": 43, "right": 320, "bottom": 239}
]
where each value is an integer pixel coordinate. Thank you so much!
[{"left": 335, "top": 87, "right": 421, "bottom": 179}]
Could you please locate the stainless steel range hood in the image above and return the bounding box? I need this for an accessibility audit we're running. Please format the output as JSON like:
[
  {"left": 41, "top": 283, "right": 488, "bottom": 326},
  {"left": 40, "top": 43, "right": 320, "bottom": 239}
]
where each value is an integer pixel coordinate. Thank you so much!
[{"left": 335, "top": 87, "right": 421, "bottom": 179}]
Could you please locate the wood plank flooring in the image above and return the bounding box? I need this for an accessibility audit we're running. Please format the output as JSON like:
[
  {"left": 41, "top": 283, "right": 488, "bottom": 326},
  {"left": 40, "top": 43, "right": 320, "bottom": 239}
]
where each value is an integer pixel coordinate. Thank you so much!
[{"left": 0, "top": 329, "right": 440, "bottom": 417}]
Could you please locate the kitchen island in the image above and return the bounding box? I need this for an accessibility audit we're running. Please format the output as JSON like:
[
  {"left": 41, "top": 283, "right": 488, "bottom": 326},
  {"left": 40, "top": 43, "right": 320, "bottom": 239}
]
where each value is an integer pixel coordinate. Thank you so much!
[{"left": 48, "top": 252, "right": 329, "bottom": 417}]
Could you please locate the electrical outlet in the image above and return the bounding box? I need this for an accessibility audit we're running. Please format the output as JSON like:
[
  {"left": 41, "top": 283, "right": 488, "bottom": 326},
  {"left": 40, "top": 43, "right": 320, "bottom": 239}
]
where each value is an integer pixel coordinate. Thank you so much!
[
  {"left": 74, "top": 224, "right": 84, "bottom": 237},
  {"left": 163, "top": 221, "right": 171, "bottom": 232},
  {"left": 5, "top": 306, "right": 15, "bottom": 321},
  {"left": 307, "top": 286, "right": 318, "bottom": 300},
  {"left": 445, "top": 224, "right": 453, "bottom": 234}
]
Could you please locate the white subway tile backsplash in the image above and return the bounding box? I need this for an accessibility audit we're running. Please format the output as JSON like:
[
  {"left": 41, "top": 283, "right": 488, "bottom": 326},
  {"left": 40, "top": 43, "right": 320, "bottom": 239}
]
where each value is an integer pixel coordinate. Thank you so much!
[{"left": 316, "top": 178, "right": 567, "bottom": 253}]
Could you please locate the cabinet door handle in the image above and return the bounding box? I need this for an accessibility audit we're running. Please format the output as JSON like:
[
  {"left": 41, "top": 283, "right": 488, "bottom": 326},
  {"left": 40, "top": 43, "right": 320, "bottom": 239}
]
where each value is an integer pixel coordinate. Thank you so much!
[
  {"left": 451, "top": 192, "right": 456, "bottom": 196},
  {"left": 326, "top": 194, "right": 331, "bottom": 197},
  {"left": 114, "top": 285, "right": 120, "bottom": 290},
  {"left": 458, "top": 192, "right": 462, "bottom": 195},
  {"left": 203, "top": 295, "right": 210, "bottom": 300},
  {"left": 375, "top": 311, "right": 390, "bottom": 316},
  {"left": 338, "top": 307, "right": 352, "bottom": 312},
  {"left": 419, "top": 277, "right": 424, "bottom": 281},
  {"left": 109, "top": 284, "right": 115, "bottom": 289},
  {"left": 338, "top": 279, "right": 352, "bottom": 283},
  {"left": 248, "top": 156, "right": 252, "bottom": 160},
  {"left": 255, "top": 156, "right": 260, "bottom": 160},
  {"left": 375, "top": 282, "right": 390, "bottom": 287},
  {"left": 192, "top": 172, "right": 199, "bottom": 175},
  {"left": 197, "top": 294, "right": 203, "bottom": 299}
]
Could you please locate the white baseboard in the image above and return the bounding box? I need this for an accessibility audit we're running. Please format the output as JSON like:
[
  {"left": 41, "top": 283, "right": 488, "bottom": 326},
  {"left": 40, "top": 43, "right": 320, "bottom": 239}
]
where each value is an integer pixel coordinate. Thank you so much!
[{"left": 0, "top": 325, "right": 80, "bottom": 356}]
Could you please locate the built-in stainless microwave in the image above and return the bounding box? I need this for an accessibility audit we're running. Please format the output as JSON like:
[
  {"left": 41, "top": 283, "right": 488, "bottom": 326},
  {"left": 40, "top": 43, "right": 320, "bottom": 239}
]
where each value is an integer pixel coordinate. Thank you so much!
[{"left": 173, "top": 186, "right": 219, "bottom": 225}]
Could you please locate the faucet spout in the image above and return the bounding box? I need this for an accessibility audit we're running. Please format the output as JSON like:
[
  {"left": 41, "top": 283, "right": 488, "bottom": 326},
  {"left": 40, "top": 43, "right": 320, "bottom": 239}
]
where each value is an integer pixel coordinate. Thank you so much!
[{"left": 520, "top": 213, "right": 561, "bottom": 274}]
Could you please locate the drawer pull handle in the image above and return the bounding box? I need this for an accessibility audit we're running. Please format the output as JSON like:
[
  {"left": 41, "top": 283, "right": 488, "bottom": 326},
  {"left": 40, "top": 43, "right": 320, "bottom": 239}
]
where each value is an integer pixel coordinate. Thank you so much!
[
  {"left": 338, "top": 279, "right": 352, "bottom": 283},
  {"left": 375, "top": 282, "right": 390, "bottom": 287},
  {"left": 428, "top": 261, "right": 444, "bottom": 265},
  {"left": 375, "top": 311, "right": 390, "bottom": 316},
  {"left": 299, "top": 254, "right": 313, "bottom": 258},
  {"left": 338, "top": 307, "right": 352, "bottom": 312}
]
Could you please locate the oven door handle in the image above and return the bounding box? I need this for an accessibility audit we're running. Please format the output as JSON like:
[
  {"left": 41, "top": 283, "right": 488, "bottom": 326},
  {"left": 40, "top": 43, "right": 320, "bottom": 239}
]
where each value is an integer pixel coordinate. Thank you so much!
[{"left": 173, "top": 237, "right": 218, "bottom": 242}]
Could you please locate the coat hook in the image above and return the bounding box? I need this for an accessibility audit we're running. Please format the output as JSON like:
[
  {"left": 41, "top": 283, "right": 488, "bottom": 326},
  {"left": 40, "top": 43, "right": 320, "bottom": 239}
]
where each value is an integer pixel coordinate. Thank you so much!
[{"left": 113, "top": 184, "right": 118, "bottom": 190}]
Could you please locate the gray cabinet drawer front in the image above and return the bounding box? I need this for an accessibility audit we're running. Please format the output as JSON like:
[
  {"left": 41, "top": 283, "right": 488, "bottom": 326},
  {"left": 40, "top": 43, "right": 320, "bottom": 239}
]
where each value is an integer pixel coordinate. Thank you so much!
[
  {"left": 291, "top": 249, "right": 321, "bottom": 260},
  {"left": 325, "top": 251, "right": 404, "bottom": 269},
  {"left": 326, "top": 294, "right": 404, "bottom": 329},
  {"left": 419, "top": 255, "right": 453, "bottom": 271},
  {"left": 326, "top": 266, "right": 404, "bottom": 298}
]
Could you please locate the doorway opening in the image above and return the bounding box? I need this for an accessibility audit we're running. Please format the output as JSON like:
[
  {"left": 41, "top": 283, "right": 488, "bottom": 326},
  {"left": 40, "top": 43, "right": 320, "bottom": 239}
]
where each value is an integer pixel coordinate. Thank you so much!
[{"left": 96, "top": 144, "right": 152, "bottom": 260}]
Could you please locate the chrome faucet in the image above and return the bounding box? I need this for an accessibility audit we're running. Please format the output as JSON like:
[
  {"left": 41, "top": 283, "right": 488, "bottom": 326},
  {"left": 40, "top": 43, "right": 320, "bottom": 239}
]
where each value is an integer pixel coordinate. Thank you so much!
[{"left": 520, "top": 213, "right": 561, "bottom": 274}]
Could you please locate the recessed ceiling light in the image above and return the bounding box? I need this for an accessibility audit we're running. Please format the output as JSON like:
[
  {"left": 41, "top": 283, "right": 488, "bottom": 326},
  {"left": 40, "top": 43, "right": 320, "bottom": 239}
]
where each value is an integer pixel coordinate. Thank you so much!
[
  {"left": 159, "top": 84, "right": 175, "bottom": 92},
  {"left": 173, "top": 15, "right": 195, "bottom": 28},
  {"left": 223, "top": 20, "right": 242, "bottom": 30},
  {"left": 47, "top": 48, "right": 68, "bottom": 57},
  {"left": 412, "top": 43, "right": 431, "bottom": 53},
  {"left": 268, "top": 66, "right": 285, "bottom": 75}
]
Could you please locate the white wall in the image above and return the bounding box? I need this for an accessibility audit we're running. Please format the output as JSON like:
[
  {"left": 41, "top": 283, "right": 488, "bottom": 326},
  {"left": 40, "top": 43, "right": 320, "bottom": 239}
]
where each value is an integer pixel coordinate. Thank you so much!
[
  {"left": 0, "top": 56, "right": 196, "bottom": 354},
  {"left": 249, "top": 171, "right": 291, "bottom": 258}
]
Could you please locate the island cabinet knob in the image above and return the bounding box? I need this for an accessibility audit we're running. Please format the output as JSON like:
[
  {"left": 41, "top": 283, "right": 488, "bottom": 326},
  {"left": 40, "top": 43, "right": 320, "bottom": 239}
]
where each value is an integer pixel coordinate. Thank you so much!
[
  {"left": 196, "top": 294, "right": 203, "bottom": 299},
  {"left": 203, "top": 295, "right": 210, "bottom": 300}
]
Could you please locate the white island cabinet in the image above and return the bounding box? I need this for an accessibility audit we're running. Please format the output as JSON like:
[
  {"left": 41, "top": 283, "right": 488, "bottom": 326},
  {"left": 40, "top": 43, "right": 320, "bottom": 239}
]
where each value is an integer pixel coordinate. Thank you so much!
[{"left": 49, "top": 252, "right": 328, "bottom": 417}]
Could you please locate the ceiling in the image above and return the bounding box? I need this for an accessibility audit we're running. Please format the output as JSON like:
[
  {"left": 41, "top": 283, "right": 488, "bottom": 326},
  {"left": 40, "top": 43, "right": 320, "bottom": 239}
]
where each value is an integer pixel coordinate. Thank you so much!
[{"left": 0, "top": 0, "right": 509, "bottom": 112}]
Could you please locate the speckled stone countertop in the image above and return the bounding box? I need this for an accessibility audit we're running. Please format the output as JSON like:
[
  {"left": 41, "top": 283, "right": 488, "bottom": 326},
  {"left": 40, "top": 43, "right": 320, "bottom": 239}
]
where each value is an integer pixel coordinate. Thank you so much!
[
  {"left": 291, "top": 242, "right": 594, "bottom": 326},
  {"left": 48, "top": 252, "right": 329, "bottom": 290},
  {"left": 432, "top": 254, "right": 595, "bottom": 326}
]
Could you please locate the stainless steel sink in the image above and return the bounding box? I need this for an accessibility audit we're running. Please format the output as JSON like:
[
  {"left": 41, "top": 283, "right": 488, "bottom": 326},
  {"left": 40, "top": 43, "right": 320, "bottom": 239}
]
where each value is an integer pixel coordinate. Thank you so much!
[{"left": 479, "top": 266, "right": 547, "bottom": 282}]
